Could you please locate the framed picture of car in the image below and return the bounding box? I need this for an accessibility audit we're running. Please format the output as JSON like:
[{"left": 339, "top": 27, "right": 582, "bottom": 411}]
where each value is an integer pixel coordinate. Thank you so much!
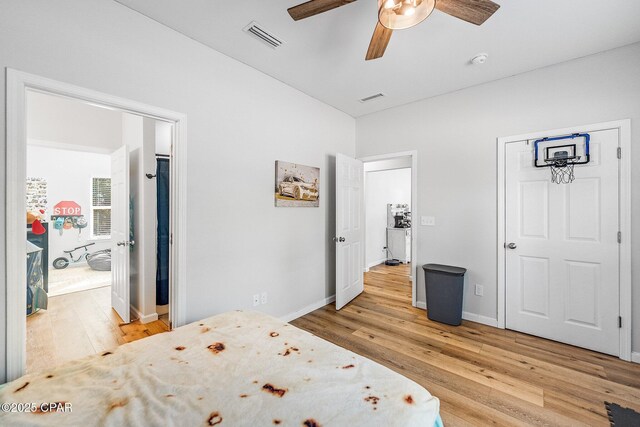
[{"left": 275, "top": 161, "right": 320, "bottom": 207}]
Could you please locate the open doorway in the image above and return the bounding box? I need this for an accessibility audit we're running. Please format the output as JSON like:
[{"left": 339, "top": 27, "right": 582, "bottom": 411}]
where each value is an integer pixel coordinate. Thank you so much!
[
  {"left": 21, "top": 89, "right": 174, "bottom": 373},
  {"left": 360, "top": 152, "right": 418, "bottom": 306},
  {"left": 363, "top": 158, "right": 412, "bottom": 283},
  {"left": 7, "top": 70, "right": 187, "bottom": 381},
  {"left": 333, "top": 151, "right": 417, "bottom": 310}
]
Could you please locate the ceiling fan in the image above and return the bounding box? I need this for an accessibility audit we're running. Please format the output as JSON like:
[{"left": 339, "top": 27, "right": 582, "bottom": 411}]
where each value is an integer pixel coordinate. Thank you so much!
[{"left": 287, "top": 0, "right": 500, "bottom": 60}]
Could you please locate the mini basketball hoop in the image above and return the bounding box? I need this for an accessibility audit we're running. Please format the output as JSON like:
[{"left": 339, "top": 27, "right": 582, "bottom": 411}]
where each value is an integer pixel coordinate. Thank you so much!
[
  {"left": 534, "top": 133, "right": 590, "bottom": 184},
  {"left": 545, "top": 151, "right": 578, "bottom": 184}
]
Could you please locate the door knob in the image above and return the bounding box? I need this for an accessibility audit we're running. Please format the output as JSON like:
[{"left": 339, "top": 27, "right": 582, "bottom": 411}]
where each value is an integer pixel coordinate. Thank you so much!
[
  {"left": 506, "top": 242, "right": 517, "bottom": 249},
  {"left": 117, "top": 241, "right": 126, "bottom": 247},
  {"left": 117, "top": 240, "right": 135, "bottom": 247},
  {"left": 334, "top": 237, "right": 345, "bottom": 243}
]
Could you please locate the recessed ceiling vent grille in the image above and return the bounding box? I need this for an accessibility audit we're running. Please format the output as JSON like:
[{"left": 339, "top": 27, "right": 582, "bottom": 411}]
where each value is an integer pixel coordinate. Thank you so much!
[
  {"left": 359, "top": 93, "right": 385, "bottom": 103},
  {"left": 243, "top": 21, "right": 284, "bottom": 49}
]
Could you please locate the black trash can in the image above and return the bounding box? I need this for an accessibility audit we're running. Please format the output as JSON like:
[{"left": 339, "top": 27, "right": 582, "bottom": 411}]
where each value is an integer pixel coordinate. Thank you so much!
[{"left": 422, "top": 264, "right": 466, "bottom": 326}]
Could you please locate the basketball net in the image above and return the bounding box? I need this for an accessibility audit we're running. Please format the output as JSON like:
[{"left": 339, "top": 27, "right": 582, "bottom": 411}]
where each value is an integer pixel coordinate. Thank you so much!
[{"left": 544, "top": 158, "right": 575, "bottom": 184}]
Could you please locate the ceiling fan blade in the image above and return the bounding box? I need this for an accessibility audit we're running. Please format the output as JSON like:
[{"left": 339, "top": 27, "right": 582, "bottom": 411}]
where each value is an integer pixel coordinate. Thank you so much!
[
  {"left": 288, "top": 0, "right": 357, "bottom": 21},
  {"left": 435, "top": 0, "right": 500, "bottom": 25},
  {"left": 365, "top": 21, "right": 393, "bottom": 61}
]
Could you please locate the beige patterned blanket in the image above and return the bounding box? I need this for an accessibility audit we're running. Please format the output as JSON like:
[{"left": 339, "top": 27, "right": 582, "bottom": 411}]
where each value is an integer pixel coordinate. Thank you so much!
[{"left": 0, "top": 311, "right": 440, "bottom": 426}]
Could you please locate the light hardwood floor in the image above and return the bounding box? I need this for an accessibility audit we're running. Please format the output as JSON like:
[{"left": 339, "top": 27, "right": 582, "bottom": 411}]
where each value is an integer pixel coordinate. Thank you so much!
[
  {"left": 27, "top": 286, "right": 169, "bottom": 374},
  {"left": 292, "top": 263, "right": 640, "bottom": 426}
]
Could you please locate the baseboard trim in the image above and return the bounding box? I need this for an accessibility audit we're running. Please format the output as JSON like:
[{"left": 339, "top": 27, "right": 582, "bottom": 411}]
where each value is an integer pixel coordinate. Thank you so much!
[
  {"left": 462, "top": 311, "right": 499, "bottom": 328},
  {"left": 631, "top": 352, "right": 640, "bottom": 364},
  {"left": 281, "top": 295, "right": 335, "bottom": 323},
  {"left": 414, "top": 302, "right": 498, "bottom": 328},
  {"left": 130, "top": 305, "right": 159, "bottom": 324},
  {"left": 367, "top": 258, "right": 387, "bottom": 269}
]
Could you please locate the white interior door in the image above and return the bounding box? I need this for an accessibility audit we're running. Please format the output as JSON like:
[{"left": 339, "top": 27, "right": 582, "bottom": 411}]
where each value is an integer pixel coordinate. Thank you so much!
[
  {"left": 505, "top": 129, "right": 620, "bottom": 355},
  {"left": 111, "top": 145, "right": 131, "bottom": 323},
  {"left": 335, "top": 153, "right": 364, "bottom": 310}
]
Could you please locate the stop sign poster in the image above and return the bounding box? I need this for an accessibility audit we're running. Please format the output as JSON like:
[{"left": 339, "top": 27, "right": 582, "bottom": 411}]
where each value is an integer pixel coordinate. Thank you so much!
[{"left": 53, "top": 201, "right": 82, "bottom": 216}]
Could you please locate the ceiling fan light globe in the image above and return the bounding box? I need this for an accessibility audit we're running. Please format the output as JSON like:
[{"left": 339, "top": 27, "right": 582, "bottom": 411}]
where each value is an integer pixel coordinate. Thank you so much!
[
  {"left": 383, "top": 0, "right": 398, "bottom": 9},
  {"left": 401, "top": 4, "right": 416, "bottom": 16},
  {"left": 378, "top": 0, "right": 435, "bottom": 30}
]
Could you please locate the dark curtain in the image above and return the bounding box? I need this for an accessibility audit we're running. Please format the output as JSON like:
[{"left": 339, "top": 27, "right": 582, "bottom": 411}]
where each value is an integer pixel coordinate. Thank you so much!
[{"left": 156, "top": 158, "right": 170, "bottom": 305}]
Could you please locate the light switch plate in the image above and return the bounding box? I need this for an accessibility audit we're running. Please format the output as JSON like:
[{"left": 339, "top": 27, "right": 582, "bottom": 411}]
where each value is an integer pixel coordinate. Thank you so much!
[{"left": 421, "top": 216, "right": 435, "bottom": 226}]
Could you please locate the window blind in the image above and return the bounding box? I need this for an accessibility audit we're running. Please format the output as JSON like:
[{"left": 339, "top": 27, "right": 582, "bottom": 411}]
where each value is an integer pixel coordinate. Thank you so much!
[{"left": 92, "top": 178, "right": 111, "bottom": 237}]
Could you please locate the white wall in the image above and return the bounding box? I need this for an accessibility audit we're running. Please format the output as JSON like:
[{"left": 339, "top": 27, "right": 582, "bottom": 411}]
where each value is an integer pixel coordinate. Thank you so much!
[
  {"left": 0, "top": 0, "right": 355, "bottom": 382},
  {"left": 27, "top": 90, "right": 123, "bottom": 153},
  {"left": 365, "top": 168, "right": 412, "bottom": 268},
  {"left": 155, "top": 121, "right": 172, "bottom": 156},
  {"left": 356, "top": 42, "right": 640, "bottom": 353},
  {"left": 26, "top": 146, "right": 112, "bottom": 267}
]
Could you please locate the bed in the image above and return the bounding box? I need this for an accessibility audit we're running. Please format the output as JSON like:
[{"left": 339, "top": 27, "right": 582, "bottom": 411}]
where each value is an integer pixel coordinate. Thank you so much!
[{"left": 0, "top": 311, "right": 441, "bottom": 426}]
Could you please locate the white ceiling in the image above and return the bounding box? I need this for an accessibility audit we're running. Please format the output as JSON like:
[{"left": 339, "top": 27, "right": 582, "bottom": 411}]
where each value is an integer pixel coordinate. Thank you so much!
[
  {"left": 114, "top": 0, "right": 640, "bottom": 117},
  {"left": 27, "top": 91, "right": 124, "bottom": 153}
]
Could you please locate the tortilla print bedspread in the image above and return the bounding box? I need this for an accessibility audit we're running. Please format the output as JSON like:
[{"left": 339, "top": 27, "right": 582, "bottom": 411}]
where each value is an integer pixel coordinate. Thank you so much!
[{"left": 0, "top": 310, "right": 440, "bottom": 426}]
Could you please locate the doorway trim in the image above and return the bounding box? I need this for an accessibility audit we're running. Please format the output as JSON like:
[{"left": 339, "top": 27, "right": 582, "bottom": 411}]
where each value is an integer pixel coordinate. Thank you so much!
[
  {"left": 359, "top": 150, "right": 418, "bottom": 308},
  {"left": 496, "top": 119, "right": 631, "bottom": 361},
  {"left": 5, "top": 68, "right": 189, "bottom": 380}
]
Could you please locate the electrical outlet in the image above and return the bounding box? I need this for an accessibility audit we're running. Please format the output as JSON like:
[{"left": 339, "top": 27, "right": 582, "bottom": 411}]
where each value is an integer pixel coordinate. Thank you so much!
[
  {"left": 474, "top": 284, "right": 484, "bottom": 297},
  {"left": 261, "top": 292, "right": 268, "bottom": 305},
  {"left": 253, "top": 294, "right": 260, "bottom": 306}
]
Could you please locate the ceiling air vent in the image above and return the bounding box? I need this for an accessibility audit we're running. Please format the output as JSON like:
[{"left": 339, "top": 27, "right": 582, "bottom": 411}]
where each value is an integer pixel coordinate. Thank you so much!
[
  {"left": 359, "top": 93, "right": 385, "bottom": 103},
  {"left": 243, "top": 21, "right": 284, "bottom": 49}
]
